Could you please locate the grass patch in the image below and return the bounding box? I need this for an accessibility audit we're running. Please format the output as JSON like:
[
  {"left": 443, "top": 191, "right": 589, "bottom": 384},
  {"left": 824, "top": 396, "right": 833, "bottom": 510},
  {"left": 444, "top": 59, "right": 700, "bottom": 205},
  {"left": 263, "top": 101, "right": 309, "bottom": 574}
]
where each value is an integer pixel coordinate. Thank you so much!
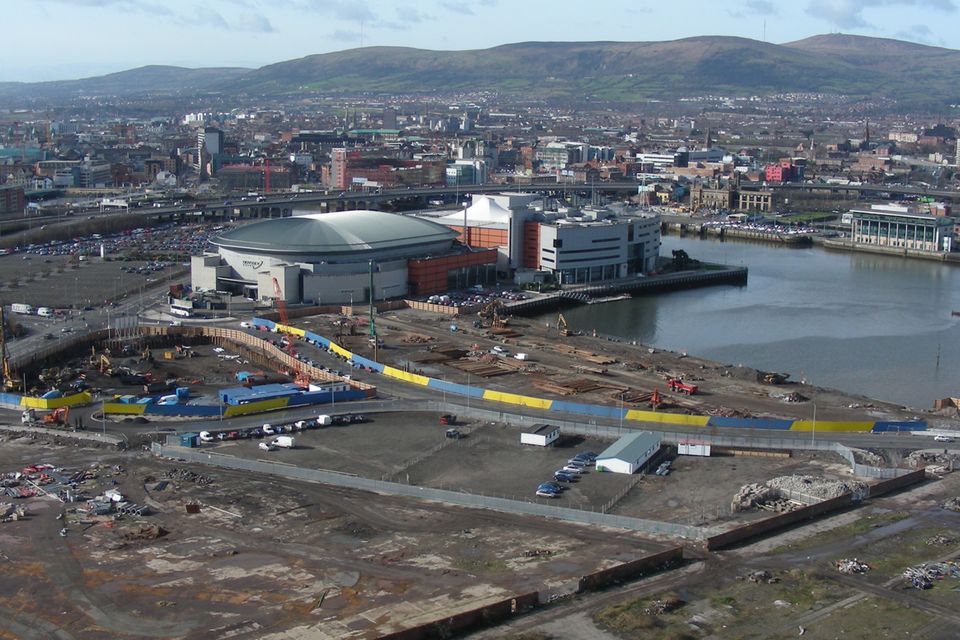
[
  {"left": 711, "top": 594, "right": 737, "bottom": 607},
  {"left": 451, "top": 557, "right": 508, "bottom": 573},
  {"left": 774, "top": 510, "right": 910, "bottom": 553},
  {"left": 594, "top": 592, "right": 698, "bottom": 639},
  {"left": 805, "top": 596, "right": 933, "bottom": 637}
]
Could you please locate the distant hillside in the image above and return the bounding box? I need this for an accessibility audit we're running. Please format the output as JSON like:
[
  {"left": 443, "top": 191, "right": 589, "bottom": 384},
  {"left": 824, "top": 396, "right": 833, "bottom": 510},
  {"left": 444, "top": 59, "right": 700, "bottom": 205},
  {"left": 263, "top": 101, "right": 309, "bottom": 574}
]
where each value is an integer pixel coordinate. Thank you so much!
[
  {"left": 0, "top": 65, "right": 250, "bottom": 100},
  {"left": 2, "top": 35, "right": 959, "bottom": 107}
]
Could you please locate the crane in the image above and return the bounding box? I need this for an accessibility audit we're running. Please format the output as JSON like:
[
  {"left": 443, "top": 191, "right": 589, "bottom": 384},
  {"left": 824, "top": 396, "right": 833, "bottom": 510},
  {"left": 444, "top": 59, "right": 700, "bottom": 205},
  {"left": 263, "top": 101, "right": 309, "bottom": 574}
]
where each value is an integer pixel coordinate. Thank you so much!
[{"left": 272, "top": 277, "right": 310, "bottom": 388}]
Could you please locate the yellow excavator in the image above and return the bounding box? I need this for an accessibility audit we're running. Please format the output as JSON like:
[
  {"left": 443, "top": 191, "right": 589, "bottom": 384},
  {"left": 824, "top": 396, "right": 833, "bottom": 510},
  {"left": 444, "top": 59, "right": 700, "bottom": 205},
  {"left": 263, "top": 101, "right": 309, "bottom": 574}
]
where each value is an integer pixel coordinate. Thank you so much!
[
  {"left": 557, "top": 313, "right": 570, "bottom": 337},
  {"left": 0, "top": 306, "right": 20, "bottom": 391}
]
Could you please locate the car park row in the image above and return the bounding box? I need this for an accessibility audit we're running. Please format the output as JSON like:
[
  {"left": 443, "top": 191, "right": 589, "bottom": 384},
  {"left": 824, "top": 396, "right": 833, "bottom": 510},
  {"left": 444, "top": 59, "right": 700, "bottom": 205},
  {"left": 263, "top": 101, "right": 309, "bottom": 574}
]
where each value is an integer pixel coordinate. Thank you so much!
[{"left": 536, "top": 450, "right": 598, "bottom": 498}]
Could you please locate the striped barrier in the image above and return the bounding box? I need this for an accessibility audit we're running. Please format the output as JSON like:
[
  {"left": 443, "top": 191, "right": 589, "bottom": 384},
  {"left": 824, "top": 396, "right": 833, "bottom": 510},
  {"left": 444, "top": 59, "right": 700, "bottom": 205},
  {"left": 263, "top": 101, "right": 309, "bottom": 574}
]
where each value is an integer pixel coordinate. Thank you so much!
[
  {"left": 104, "top": 389, "right": 366, "bottom": 418},
  {"left": 259, "top": 318, "right": 927, "bottom": 433}
]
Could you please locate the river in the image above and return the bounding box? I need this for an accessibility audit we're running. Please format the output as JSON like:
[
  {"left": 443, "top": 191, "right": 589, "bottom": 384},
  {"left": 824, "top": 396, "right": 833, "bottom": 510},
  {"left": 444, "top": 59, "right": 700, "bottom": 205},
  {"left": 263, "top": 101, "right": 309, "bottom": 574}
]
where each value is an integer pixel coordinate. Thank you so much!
[{"left": 535, "top": 235, "right": 960, "bottom": 409}]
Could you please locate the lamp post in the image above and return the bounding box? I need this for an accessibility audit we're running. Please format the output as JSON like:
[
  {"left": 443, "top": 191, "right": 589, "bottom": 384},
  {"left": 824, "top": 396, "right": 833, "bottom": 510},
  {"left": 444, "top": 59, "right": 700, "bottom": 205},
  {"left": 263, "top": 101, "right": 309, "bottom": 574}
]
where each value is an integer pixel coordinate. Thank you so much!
[{"left": 812, "top": 402, "right": 817, "bottom": 447}]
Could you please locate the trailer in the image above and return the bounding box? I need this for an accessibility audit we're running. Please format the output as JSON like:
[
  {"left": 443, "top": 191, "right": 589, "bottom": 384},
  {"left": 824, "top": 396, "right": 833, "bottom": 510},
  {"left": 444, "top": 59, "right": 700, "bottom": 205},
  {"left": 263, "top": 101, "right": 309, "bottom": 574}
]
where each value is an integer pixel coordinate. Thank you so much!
[{"left": 10, "top": 303, "right": 33, "bottom": 315}]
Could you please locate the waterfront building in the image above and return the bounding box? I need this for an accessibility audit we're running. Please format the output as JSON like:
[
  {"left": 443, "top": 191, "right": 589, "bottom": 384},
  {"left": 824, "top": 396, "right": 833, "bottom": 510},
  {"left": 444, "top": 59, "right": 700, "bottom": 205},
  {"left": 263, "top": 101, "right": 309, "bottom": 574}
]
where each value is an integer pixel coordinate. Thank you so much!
[
  {"left": 426, "top": 193, "right": 660, "bottom": 284},
  {"left": 849, "top": 204, "right": 954, "bottom": 252},
  {"left": 191, "top": 210, "right": 496, "bottom": 303}
]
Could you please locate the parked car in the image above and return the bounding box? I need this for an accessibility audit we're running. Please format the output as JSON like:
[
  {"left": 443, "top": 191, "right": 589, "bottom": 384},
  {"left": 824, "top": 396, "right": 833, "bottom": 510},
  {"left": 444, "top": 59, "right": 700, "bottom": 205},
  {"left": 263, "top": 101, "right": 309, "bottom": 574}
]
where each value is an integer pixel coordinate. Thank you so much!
[
  {"left": 198, "top": 431, "right": 214, "bottom": 442},
  {"left": 535, "top": 489, "right": 558, "bottom": 498},
  {"left": 576, "top": 451, "right": 598, "bottom": 461},
  {"left": 934, "top": 435, "right": 954, "bottom": 443},
  {"left": 258, "top": 441, "right": 276, "bottom": 451},
  {"left": 554, "top": 471, "right": 576, "bottom": 483},
  {"left": 561, "top": 465, "right": 585, "bottom": 474},
  {"left": 539, "top": 481, "right": 565, "bottom": 493},
  {"left": 445, "top": 428, "right": 462, "bottom": 440},
  {"left": 262, "top": 424, "right": 276, "bottom": 436}
]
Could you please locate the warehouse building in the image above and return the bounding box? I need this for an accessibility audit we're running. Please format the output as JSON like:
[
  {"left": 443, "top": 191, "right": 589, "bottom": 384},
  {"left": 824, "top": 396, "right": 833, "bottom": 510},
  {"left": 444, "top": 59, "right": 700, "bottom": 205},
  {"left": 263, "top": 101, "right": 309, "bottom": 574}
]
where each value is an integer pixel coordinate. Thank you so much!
[
  {"left": 595, "top": 432, "right": 662, "bottom": 475},
  {"left": 192, "top": 210, "right": 497, "bottom": 304}
]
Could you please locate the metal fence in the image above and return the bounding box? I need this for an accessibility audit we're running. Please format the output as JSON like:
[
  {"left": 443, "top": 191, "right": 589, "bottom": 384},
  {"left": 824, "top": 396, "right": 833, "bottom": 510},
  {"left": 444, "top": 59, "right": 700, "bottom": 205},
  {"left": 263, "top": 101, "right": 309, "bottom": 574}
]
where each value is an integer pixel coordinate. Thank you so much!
[
  {"left": 438, "top": 400, "right": 913, "bottom": 479},
  {"left": 152, "top": 442, "right": 708, "bottom": 540}
]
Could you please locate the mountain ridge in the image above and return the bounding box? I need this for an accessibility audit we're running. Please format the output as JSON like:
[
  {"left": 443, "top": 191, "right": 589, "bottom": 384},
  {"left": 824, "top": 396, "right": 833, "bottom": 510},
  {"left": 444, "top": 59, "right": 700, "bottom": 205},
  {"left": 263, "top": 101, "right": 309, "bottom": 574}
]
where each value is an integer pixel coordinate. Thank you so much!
[{"left": 1, "top": 34, "right": 957, "bottom": 106}]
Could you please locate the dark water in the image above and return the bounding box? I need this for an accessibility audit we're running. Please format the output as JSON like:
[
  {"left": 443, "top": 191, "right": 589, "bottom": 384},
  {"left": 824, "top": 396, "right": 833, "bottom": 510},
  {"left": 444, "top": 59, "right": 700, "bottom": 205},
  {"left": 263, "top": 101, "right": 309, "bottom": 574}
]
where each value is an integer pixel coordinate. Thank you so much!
[{"left": 536, "top": 235, "right": 960, "bottom": 409}]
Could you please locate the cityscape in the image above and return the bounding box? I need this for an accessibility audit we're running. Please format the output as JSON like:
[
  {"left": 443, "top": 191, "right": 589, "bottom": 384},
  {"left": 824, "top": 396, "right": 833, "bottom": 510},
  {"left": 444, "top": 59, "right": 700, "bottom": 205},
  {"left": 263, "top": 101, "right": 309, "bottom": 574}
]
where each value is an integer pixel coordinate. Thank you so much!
[{"left": 1, "top": 2, "right": 960, "bottom": 639}]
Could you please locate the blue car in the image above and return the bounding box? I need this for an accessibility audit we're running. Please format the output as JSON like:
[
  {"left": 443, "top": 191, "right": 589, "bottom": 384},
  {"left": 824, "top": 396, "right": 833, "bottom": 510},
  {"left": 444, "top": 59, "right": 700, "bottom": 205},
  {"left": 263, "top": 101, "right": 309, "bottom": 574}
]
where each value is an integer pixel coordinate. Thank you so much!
[
  {"left": 554, "top": 471, "right": 576, "bottom": 483},
  {"left": 540, "top": 481, "right": 565, "bottom": 493},
  {"left": 537, "top": 483, "right": 561, "bottom": 495}
]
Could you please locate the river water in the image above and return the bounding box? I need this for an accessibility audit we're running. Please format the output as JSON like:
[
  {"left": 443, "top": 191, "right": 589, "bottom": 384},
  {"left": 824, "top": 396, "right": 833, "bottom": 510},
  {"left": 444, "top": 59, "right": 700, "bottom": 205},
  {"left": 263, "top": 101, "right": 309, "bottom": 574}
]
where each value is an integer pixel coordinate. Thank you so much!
[{"left": 535, "top": 235, "right": 960, "bottom": 409}]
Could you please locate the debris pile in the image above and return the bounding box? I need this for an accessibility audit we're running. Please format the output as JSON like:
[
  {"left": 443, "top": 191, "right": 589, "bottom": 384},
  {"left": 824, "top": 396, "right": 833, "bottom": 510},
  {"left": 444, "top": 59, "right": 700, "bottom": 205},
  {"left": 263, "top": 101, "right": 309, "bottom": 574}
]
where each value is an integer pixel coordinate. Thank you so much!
[
  {"left": 732, "top": 475, "right": 866, "bottom": 512},
  {"left": 738, "top": 569, "right": 780, "bottom": 584},
  {"left": 0, "top": 503, "right": 27, "bottom": 522},
  {"left": 940, "top": 497, "right": 960, "bottom": 512},
  {"left": 781, "top": 391, "right": 808, "bottom": 403},
  {"left": 902, "top": 561, "right": 960, "bottom": 590},
  {"left": 849, "top": 449, "right": 885, "bottom": 467},
  {"left": 925, "top": 534, "right": 955, "bottom": 545},
  {"left": 121, "top": 524, "right": 167, "bottom": 541},
  {"left": 835, "top": 558, "right": 871, "bottom": 574},
  {"left": 522, "top": 549, "right": 555, "bottom": 558},
  {"left": 731, "top": 483, "right": 777, "bottom": 512},
  {"left": 905, "top": 450, "right": 959, "bottom": 474},
  {"left": 644, "top": 595, "right": 684, "bottom": 616},
  {"left": 163, "top": 467, "right": 214, "bottom": 485},
  {"left": 766, "top": 475, "right": 867, "bottom": 500},
  {"left": 758, "top": 371, "right": 790, "bottom": 385}
]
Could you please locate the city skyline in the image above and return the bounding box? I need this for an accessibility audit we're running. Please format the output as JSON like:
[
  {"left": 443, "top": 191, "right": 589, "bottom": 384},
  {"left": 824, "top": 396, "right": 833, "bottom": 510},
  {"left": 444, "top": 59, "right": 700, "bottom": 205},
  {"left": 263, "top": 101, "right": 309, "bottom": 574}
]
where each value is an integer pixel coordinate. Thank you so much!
[{"left": 4, "top": 0, "right": 959, "bottom": 82}]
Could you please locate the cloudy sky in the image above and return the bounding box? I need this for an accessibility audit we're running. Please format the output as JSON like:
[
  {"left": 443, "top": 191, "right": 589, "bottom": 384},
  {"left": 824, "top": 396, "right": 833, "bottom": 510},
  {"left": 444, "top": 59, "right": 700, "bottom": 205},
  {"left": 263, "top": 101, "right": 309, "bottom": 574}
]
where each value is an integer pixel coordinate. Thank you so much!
[{"left": 5, "top": 0, "right": 958, "bottom": 82}]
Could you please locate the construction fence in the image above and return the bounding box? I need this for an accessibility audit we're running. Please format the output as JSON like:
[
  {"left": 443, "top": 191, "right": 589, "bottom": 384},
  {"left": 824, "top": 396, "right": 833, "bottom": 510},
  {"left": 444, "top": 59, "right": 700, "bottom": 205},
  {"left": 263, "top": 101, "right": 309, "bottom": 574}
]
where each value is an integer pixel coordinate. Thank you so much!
[{"left": 151, "top": 442, "right": 709, "bottom": 540}]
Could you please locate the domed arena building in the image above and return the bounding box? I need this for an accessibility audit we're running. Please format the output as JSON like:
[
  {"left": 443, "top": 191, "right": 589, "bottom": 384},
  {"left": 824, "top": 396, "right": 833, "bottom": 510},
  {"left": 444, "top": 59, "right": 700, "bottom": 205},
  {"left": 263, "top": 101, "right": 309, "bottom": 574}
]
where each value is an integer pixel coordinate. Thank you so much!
[{"left": 191, "top": 210, "right": 497, "bottom": 304}]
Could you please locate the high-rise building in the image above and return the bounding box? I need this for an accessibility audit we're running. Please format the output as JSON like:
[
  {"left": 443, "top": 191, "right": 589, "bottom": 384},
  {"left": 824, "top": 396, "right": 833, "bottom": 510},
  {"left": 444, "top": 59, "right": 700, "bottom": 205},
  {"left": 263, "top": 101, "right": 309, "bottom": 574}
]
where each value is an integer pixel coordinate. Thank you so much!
[{"left": 383, "top": 107, "right": 398, "bottom": 130}]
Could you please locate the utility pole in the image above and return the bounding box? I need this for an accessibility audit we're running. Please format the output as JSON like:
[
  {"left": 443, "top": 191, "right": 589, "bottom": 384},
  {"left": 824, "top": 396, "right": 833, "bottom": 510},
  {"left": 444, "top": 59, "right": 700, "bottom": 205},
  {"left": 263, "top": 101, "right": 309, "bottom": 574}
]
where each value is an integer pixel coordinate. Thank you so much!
[{"left": 368, "top": 259, "right": 377, "bottom": 362}]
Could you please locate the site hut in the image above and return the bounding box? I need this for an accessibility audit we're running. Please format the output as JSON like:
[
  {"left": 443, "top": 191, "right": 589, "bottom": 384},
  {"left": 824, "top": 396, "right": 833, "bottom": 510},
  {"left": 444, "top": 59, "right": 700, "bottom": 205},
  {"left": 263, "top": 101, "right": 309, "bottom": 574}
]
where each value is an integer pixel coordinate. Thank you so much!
[
  {"left": 520, "top": 423, "right": 560, "bottom": 447},
  {"left": 595, "top": 432, "right": 662, "bottom": 474}
]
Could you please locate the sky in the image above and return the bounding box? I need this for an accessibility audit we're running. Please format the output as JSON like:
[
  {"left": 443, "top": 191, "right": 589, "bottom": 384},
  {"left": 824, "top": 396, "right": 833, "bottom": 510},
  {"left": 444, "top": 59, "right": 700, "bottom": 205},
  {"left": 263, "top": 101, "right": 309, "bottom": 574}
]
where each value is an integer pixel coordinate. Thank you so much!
[{"left": 3, "top": 0, "right": 959, "bottom": 82}]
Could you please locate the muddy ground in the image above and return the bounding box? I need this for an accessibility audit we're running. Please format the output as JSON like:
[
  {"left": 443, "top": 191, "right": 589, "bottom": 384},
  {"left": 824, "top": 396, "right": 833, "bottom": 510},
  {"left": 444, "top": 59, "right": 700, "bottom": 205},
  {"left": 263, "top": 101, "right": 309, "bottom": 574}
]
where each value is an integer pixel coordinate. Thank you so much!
[{"left": 0, "top": 438, "right": 671, "bottom": 640}]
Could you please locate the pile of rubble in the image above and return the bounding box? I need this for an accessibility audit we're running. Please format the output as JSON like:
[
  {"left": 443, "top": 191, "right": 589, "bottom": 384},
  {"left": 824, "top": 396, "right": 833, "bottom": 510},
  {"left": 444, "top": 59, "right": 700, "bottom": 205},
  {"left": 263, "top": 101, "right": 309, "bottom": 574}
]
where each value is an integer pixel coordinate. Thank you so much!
[
  {"left": 905, "top": 450, "right": 959, "bottom": 474},
  {"left": 940, "top": 497, "right": 960, "bottom": 512},
  {"left": 162, "top": 467, "right": 214, "bottom": 485},
  {"left": 644, "top": 595, "right": 684, "bottom": 616},
  {"left": 738, "top": 569, "right": 780, "bottom": 584},
  {"left": 120, "top": 524, "right": 167, "bottom": 541},
  {"left": 902, "top": 561, "right": 960, "bottom": 590},
  {"left": 0, "top": 503, "right": 26, "bottom": 522},
  {"left": 758, "top": 370, "right": 790, "bottom": 385},
  {"left": 730, "top": 483, "right": 799, "bottom": 513},
  {"left": 849, "top": 449, "right": 885, "bottom": 467},
  {"left": 767, "top": 475, "right": 867, "bottom": 500},
  {"left": 925, "top": 534, "right": 955, "bottom": 546},
  {"left": 835, "top": 558, "right": 871, "bottom": 574},
  {"left": 732, "top": 475, "right": 867, "bottom": 513}
]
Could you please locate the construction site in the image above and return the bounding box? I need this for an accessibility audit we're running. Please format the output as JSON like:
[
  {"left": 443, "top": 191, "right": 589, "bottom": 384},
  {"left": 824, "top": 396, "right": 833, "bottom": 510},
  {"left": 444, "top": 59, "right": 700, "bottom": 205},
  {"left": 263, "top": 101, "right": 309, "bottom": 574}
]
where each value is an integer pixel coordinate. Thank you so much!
[{"left": 0, "top": 290, "right": 958, "bottom": 638}]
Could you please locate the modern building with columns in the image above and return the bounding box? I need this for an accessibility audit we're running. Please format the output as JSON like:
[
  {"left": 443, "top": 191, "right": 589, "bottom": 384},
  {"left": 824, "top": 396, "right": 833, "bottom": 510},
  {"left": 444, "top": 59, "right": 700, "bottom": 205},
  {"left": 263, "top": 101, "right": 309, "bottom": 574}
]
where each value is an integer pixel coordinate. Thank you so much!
[{"left": 849, "top": 204, "right": 954, "bottom": 253}]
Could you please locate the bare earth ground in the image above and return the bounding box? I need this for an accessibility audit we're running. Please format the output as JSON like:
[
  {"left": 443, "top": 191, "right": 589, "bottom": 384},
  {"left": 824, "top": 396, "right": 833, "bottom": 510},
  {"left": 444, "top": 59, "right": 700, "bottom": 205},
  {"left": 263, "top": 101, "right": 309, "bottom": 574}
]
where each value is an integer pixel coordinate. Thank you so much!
[{"left": 0, "top": 438, "right": 671, "bottom": 640}]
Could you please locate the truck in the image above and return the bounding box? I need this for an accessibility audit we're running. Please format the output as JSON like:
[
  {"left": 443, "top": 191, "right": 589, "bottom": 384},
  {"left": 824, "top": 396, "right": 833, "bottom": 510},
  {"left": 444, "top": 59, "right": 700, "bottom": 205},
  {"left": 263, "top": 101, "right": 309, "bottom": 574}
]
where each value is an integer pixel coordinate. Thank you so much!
[
  {"left": 667, "top": 378, "right": 698, "bottom": 395},
  {"left": 271, "top": 436, "right": 295, "bottom": 449},
  {"left": 11, "top": 303, "right": 33, "bottom": 315},
  {"left": 316, "top": 414, "right": 332, "bottom": 427}
]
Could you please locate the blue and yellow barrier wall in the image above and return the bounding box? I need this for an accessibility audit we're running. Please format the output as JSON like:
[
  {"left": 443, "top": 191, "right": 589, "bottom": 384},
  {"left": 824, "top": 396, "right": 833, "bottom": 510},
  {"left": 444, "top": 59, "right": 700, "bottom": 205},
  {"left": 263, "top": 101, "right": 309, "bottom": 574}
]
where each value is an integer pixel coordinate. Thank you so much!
[
  {"left": 0, "top": 391, "right": 93, "bottom": 411},
  {"left": 104, "top": 387, "right": 365, "bottom": 418},
  {"left": 258, "top": 318, "right": 926, "bottom": 433}
]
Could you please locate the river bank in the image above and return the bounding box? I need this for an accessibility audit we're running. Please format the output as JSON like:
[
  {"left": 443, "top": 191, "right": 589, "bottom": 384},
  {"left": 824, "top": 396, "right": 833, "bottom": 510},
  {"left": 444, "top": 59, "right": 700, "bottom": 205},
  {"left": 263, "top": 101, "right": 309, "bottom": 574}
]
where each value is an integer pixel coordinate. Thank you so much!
[{"left": 529, "top": 235, "right": 960, "bottom": 410}]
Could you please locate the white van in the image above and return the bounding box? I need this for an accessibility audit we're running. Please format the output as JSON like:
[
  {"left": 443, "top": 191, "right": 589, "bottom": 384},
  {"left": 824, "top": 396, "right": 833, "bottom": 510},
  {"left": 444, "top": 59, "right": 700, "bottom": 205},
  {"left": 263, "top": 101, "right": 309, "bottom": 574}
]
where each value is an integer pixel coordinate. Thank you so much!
[
  {"left": 198, "top": 431, "right": 215, "bottom": 442},
  {"left": 271, "top": 436, "right": 295, "bottom": 449},
  {"left": 37, "top": 307, "right": 54, "bottom": 318}
]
